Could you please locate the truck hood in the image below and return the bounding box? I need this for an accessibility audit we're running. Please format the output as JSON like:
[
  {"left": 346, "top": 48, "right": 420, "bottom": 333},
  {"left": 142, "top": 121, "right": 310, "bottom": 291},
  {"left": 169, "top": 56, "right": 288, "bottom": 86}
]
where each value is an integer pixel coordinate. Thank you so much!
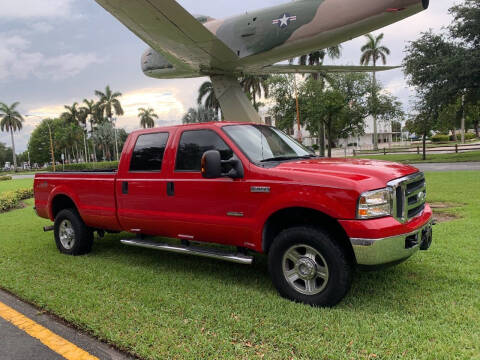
[{"left": 272, "top": 157, "right": 419, "bottom": 191}]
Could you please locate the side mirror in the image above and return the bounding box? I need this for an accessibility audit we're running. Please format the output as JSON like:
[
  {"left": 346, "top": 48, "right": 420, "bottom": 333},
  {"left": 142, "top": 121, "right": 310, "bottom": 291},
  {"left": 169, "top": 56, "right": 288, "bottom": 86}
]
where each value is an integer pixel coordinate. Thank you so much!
[
  {"left": 201, "top": 150, "right": 244, "bottom": 179},
  {"left": 201, "top": 150, "right": 222, "bottom": 178}
]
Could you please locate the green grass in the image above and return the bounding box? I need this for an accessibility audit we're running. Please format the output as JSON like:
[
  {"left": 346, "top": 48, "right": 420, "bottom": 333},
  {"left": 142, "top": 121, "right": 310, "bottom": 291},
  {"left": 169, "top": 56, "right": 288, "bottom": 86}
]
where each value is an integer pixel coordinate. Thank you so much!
[
  {"left": 0, "top": 173, "right": 479, "bottom": 359},
  {"left": 354, "top": 150, "right": 480, "bottom": 163},
  {"left": 0, "top": 178, "right": 33, "bottom": 194}
]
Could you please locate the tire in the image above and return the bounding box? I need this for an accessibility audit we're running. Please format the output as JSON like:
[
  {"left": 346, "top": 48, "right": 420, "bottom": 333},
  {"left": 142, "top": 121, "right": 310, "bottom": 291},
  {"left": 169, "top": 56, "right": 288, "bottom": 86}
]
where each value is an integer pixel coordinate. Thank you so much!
[
  {"left": 268, "top": 226, "right": 352, "bottom": 307},
  {"left": 54, "top": 208, "right": 93, "bottom": 256}
]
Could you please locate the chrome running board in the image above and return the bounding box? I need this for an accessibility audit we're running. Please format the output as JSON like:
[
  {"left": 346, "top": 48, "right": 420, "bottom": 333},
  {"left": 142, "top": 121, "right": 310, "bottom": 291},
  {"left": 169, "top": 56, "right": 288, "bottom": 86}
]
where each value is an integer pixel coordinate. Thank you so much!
[{"left": 120, "top": 239, "right": 253, "bottom": 265}]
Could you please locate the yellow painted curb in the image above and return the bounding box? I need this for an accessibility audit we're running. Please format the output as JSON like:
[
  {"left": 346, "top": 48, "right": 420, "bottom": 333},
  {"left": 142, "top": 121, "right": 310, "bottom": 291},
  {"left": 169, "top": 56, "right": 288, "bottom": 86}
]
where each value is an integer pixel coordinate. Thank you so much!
[{"left": 0, "top": 301, "right": 99, "bottom": 360}]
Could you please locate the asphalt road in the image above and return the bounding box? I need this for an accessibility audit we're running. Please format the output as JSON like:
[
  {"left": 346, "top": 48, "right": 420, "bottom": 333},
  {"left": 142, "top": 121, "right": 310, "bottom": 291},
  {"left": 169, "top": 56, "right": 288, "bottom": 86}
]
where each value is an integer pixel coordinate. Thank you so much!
[
  {"left": 411, "top": 162, "right": 480, "bottom": 172},
  {"left": 0, "top": 290, "right": 132, "bottom": 360}
]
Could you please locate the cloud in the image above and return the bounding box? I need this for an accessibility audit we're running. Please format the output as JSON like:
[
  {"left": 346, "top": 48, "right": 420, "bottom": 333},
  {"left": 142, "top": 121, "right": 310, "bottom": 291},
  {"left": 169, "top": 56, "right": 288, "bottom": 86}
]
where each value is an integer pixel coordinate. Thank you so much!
[
  {"left": 1, "top": 0, "right": 75, "bottom": 19},
  {"left": 0, "top": 33, "right": 103, "bottom": 81},
  {"left": 117, "top": 87, "right": 191, "bottom": 130}
]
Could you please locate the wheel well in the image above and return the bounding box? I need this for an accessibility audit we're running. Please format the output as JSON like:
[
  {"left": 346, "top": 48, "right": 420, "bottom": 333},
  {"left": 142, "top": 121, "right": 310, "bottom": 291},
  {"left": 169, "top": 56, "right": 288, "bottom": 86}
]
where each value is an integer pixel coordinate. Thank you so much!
[
  {"left": 51, "top": 195, "right": 77, "bottom": 219},
  {"left": 262, "top": 207, "right": 356, "bottom": 264}
]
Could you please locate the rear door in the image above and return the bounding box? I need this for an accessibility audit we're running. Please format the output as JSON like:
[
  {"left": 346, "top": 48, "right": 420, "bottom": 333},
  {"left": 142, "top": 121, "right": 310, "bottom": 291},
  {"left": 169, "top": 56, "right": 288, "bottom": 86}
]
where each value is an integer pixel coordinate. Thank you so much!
[{"left": 116, "top": 130, "right": 173, "bottom": 236}]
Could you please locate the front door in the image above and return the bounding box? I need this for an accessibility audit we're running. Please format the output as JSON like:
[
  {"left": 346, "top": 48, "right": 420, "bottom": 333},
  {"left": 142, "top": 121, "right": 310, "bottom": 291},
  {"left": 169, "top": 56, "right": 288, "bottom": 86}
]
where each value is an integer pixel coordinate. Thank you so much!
[{"left": 166, "top": 128, "right": 253, "bottom": 246}]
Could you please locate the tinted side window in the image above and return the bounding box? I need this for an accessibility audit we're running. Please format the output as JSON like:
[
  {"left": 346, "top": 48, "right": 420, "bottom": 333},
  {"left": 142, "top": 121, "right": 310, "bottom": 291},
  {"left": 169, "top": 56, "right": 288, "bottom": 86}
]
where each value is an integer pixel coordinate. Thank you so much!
[
  {"left": 176, "top": 130, "right": 233, "bottom": 171},
  {"left": 130, "top": 132, "right": 169, "bottom": 172}
]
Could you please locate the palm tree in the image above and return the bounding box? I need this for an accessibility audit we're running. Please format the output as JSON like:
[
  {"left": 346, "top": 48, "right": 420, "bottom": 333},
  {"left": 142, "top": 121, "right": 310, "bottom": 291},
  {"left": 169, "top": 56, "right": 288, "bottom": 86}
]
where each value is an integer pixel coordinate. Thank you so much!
[
  {"left": 0, "top": 102, "right": 24, "bottom": 171},
  {"left": 138, "top": 107, "right": 158, "bottom": 129},
  {"left": 360, "top": 33, "right": 391, "bottom": 150},
  {"left": 197, "top": 81, "right": 221, "bottom": 118},
  {"left": 297, "top": 45, "right": 342, "bottom": 156},
  {"left": 182, "top": 106, "right": 218, "bottom": 124},
  {"left": 298, "top": 46, "right": 342, "bottom": 84},
  {"left": 95, "top": 86, "right": 124, "bottom": 160},
  {"left": 80, "top": 99, "right": 99, "bottom": 162},
  {"left": 240, "top": 75, "right": 270, "bottom": 111},
  {"left": 61, "top": 102, "right": 81, "bottom": 124}
]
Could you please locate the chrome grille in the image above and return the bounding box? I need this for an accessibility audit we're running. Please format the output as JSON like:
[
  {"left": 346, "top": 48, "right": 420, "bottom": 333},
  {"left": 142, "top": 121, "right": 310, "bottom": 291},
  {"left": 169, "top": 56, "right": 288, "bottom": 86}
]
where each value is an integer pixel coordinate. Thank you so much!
[{"left": 388, "top": 172, "right": 426, "bottom": 223}]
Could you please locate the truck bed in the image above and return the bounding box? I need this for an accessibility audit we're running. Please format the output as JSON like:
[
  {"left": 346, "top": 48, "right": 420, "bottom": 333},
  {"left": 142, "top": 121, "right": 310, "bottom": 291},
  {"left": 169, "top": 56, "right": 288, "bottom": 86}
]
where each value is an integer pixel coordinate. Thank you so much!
[{"left": 34, "top": 171, "right": 121, "bottom": 231}]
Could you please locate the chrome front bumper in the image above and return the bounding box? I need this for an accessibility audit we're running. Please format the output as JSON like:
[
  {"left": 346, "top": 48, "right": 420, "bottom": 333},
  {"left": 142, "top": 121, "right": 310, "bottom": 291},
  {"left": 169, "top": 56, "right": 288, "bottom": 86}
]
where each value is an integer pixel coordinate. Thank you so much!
[{"left": 350, "top": 220, "right": 433, "bottom": 266}]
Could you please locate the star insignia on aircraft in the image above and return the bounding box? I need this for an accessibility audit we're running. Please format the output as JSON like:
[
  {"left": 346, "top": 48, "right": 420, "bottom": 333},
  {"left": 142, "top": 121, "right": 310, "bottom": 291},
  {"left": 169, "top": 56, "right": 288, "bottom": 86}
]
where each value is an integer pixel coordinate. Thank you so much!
[{"left": 272, "top": 13, "right": 297, "bottom": 28}]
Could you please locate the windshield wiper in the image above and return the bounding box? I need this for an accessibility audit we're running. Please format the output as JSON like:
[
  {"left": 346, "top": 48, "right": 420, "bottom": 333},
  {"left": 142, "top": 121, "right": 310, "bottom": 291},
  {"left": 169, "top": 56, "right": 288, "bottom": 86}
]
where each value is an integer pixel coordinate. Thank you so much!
[{"left": 260, "top": 155, "right": 315, "bottom": 163}]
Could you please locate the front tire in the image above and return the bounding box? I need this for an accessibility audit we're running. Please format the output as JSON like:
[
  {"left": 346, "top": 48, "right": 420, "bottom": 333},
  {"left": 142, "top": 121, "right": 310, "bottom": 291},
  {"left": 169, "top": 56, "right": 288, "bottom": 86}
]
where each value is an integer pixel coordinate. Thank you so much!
[
  {"left": 54, "top": 208, "right": 93, "bottom": 256},
  {"left": 268, "top": 226, "right": 352, "bottom": 307}
]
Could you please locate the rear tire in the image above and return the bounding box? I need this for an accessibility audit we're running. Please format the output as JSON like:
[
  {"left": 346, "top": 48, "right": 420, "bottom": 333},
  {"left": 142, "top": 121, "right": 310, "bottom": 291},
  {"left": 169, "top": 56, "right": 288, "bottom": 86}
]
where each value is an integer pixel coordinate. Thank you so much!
[
  {"left": 54, "top": 208, "right": 93, "bottom": 255},
  {"left": 268, "top": 226, "right": 352, "bottom": 307}
]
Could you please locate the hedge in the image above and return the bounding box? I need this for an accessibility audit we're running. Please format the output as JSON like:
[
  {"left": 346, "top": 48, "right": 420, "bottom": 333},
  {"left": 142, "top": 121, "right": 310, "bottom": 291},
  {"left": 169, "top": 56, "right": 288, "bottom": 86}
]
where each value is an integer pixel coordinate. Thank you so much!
[
  {"left": 432, "top": 133, "right": 477, "bottom": 142},
  {"left": 450, "top": 133, "right": 477, "bottom": 141},
  {"left": 0, "top": 187, "right": 34, "bottom": 212},
  {"left": 47, "top": 161, "right": 119, "bottom": 172},
  {"left": 431, "top": 134, "right": 450, "bottom": 143},
  {"left": 0, "top": 176, "right": 12, "bottom": 181}
]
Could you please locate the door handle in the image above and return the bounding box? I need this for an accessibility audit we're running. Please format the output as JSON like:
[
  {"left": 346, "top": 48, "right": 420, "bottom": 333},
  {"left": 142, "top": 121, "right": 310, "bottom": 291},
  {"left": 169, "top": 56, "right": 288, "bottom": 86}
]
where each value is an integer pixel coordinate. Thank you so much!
[
  {"left": 122, "top": 181, "right": 128, "bottom": 195},
  {"left": 167, "top": 182, "right": 174, "bottom": 196}
]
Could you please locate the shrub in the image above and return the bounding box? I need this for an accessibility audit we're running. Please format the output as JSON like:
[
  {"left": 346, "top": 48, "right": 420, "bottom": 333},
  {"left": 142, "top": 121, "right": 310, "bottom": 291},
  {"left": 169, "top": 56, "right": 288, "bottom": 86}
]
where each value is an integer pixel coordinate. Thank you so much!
[
  {"left": 46, "top": 161, "right": 119, "bottom": 172},
  {"left": 0, "top": 187, "right": 34, "bottom": 212},
  {"left": 431, "top": 134, "right": 450, "bottom": 143},
  {"left": 0, "top": 176, "right": 12, "bottom": 181},
  {"left": 449, "top": 133, "right": 477, "bottom": 141}
]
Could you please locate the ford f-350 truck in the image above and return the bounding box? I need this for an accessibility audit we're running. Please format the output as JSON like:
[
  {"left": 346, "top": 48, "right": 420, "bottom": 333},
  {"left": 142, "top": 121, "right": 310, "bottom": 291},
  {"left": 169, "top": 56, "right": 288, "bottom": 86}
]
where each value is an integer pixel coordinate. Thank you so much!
[{"left": 34, "top": 122, "right": 433, "bottom": 306}]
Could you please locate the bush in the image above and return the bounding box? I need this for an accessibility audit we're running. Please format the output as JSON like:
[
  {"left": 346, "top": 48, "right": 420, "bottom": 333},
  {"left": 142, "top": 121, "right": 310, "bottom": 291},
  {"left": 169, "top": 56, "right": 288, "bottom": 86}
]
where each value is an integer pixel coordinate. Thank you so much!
[
  {"left": 0, "top": 187, "right": 34, "bottom": 212},
  {"left": 0, "top": 176, "right": 12, "bottom": 181},
  {"left": 431, "top": 134, "right": 450, "bottom": 143},
  {"left": 449, "top": 133, "right": 477, "bottom": 141},
  {"left": 46, "top": 161, "right": 119, "bottom": 172}
]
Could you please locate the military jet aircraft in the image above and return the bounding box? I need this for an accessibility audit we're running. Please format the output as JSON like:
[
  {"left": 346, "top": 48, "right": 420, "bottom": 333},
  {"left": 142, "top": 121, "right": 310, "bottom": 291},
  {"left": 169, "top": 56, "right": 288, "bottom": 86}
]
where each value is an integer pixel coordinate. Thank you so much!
[{"left": 94, "top": 0, "right": 429, "bottom": 122}]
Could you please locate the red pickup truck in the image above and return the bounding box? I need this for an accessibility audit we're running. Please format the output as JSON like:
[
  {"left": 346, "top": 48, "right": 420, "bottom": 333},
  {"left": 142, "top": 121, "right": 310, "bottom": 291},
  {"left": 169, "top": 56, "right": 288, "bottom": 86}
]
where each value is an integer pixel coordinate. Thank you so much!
[{"left": 34, "top": 122, "right": 433, "bottom": 306}]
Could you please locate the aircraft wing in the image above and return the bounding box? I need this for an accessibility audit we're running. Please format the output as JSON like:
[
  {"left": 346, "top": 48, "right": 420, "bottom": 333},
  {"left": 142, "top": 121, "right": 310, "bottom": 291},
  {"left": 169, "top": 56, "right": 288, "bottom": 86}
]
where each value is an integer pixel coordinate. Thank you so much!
[
  {"left": 94, "top": 0, "right": 238, "bottom": 74},
  {"left": 249, "top": 65, "right": 401, "bottom": 75}
]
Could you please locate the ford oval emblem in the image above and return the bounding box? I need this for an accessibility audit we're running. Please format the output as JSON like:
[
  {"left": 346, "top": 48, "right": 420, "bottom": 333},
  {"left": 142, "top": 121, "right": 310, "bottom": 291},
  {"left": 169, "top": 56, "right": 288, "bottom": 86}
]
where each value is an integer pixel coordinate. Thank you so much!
[{"left": 418, "top": 191, "right": 426, "bottom": 201}]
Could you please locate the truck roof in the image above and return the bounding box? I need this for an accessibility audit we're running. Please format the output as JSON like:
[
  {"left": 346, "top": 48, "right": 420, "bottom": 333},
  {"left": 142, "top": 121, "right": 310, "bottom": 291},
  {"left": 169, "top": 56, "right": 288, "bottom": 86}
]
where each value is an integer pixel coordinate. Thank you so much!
[{"left": 130, "top": 121, "right": 265, "bottom": 136}]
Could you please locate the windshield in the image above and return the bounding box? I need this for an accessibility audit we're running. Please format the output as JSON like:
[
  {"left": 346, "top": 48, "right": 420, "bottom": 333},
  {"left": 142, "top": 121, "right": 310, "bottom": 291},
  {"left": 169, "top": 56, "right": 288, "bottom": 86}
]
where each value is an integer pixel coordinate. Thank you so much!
[{"left": 223, "top": 125, "right": 314, "bottom": 163}]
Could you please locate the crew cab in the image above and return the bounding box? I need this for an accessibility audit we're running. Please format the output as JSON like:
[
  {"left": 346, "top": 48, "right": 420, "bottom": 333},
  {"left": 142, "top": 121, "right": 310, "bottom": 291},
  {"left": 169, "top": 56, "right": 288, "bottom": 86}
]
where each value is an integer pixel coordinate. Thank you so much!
[{"left": 34, "top": 122, "right": 433, "bottom": 306}]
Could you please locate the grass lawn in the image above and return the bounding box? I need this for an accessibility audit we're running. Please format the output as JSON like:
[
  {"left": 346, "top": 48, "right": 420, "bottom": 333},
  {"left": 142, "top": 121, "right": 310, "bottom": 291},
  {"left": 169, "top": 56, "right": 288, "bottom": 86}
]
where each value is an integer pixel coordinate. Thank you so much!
[
  {"left": 353, "top": 150, "right": 480, "bottom": 163},
  {"left": 0, "top": 172, "right": 479, "bottom": 359},
  {"left": 0, "top": 178, "right": 33, "bottom": 194}
]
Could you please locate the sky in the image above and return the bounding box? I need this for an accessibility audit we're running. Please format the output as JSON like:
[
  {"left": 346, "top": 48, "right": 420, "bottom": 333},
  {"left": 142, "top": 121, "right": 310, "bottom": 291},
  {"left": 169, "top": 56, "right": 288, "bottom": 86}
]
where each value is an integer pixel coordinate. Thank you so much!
[{"left": 0, "top": 0, "right": 456, "bottom": 153}]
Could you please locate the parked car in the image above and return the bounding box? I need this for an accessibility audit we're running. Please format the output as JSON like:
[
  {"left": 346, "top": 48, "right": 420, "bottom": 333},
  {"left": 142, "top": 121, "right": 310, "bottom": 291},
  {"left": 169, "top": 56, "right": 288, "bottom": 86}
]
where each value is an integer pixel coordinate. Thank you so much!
[{"left": 34, "top": 122, "right": 433, "bottom": 306}]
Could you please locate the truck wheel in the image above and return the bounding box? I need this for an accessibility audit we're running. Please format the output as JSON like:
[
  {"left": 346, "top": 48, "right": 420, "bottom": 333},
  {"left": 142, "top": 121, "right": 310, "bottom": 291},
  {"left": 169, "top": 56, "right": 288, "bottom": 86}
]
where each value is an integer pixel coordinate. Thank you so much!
[
  {"left": 268, "top": 226, "right": 352, "bottom": 307},
  {"left": 54, "top": 209, "right": 93, "bottom": 256}
]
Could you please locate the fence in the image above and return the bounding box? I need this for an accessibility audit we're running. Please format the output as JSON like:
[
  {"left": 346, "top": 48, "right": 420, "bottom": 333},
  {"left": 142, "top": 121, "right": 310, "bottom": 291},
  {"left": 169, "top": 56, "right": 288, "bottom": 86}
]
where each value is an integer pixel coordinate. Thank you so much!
[{"left": 353, "top": 142, "right": 480, "bottom": 157}]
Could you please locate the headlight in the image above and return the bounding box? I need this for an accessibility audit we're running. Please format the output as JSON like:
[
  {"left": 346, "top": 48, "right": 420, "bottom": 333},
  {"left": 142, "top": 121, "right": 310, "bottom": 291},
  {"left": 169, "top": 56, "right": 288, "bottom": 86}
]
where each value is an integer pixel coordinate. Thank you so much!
[{"left": 357, "top": 188, "right": 392, "bottom": 219}]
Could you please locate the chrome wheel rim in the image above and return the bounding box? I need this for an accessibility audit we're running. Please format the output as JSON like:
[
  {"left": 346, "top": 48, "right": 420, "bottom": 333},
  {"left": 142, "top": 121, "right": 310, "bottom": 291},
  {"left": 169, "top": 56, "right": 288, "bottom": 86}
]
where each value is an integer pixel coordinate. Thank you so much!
[
  {"left": 282, "top": 244, "right": 329, "bottom": 296},
  {"left": 59, "top": 219, "right": 75, "bottom": 250}
]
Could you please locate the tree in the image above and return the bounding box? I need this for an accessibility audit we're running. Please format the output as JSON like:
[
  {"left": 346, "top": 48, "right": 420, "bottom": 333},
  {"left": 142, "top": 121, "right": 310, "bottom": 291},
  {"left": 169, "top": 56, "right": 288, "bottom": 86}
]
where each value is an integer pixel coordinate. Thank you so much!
[
  {"left": 61, "top": 103, "right": 81, "bottom": 124},
  {"left": 297, "top": 45, "right": 342, "bottom": 156},
  {"left": 0, "top": 102, "right": 24, "bottom": 171},
  {"left": 138, "top": 108, "right": 158, "bottom": 129},
  {"left": 0, "top": 142, "right": 13, "bottom": 168},
  {"left": 95, "top": 85, "right": 124, "bottom": 160},
  {"left": 360, "top": 33, "right": 391, "bottom": 150},
  {"left": 80, "top": 99, "right": 100, "bottom": 161},
  {"left": 240, "top": 75, "right": 270, "bottom": 111},
  {"left": 301, "top": 76, "right": 369, "bottom": 157},
  {"left": 267, "top": 75, "right": 297, "bottom": 133},
  {"left": 197, "top": 81, "right": 221, "bottom": 118},
  {"left": 182, "top": 106, "right": 218, "bottom": 124}
]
